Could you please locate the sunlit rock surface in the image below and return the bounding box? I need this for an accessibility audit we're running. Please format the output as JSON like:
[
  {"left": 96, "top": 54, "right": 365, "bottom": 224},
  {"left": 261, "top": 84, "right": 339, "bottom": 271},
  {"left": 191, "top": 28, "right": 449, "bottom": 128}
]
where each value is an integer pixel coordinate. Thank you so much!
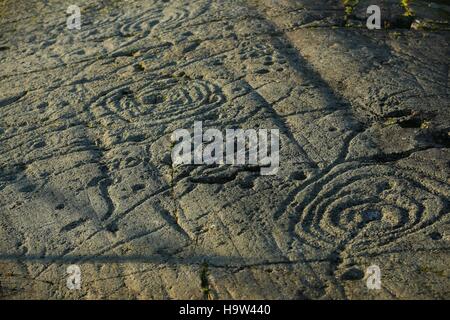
[{"left": 0, "top": 0, "right": 449, "bottom": 299}]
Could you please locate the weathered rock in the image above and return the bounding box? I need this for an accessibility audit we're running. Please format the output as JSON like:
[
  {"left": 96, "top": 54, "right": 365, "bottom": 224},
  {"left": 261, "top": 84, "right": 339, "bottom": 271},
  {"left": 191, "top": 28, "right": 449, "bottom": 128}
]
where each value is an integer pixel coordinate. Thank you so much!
[{"left": 0, "top": 0, "right": 449, "bottom": 299}]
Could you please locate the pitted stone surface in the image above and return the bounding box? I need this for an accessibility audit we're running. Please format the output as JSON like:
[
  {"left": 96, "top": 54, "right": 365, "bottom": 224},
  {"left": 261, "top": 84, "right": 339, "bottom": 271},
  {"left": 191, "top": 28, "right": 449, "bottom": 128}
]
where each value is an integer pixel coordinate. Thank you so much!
[{"left": 0, "top": 0, "right": 449, "bottom": 299}]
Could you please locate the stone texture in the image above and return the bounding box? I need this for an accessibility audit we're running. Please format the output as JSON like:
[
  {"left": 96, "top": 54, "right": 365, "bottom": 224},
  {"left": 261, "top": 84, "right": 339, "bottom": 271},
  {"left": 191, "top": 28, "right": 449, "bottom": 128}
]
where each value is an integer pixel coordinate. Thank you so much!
[{"left": 0, "top": 0, "right": 449, "bottom": 299}]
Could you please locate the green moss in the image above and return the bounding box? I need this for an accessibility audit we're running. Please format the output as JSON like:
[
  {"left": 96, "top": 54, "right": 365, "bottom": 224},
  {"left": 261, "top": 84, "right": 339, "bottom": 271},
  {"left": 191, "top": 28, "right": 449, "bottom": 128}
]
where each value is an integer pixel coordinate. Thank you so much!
[
  {"left": 343, "top": 0, "right": 359, "bottom": 15},
  {"left": 200, "top": 262, "right": 212, "bottom": 300},
  {"left": 342, "top": 0, "right": 360, "bottom": 24},
  {"left": 400, "top": 0, "right": 415, "bottom": 17}
]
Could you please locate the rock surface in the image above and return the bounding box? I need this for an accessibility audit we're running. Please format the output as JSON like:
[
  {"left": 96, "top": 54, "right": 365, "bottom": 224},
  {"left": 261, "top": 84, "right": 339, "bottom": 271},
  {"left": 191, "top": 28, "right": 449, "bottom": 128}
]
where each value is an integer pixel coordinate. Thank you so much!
[{"left": 0, "top": 0, "right": 449, "bottom": 299}]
